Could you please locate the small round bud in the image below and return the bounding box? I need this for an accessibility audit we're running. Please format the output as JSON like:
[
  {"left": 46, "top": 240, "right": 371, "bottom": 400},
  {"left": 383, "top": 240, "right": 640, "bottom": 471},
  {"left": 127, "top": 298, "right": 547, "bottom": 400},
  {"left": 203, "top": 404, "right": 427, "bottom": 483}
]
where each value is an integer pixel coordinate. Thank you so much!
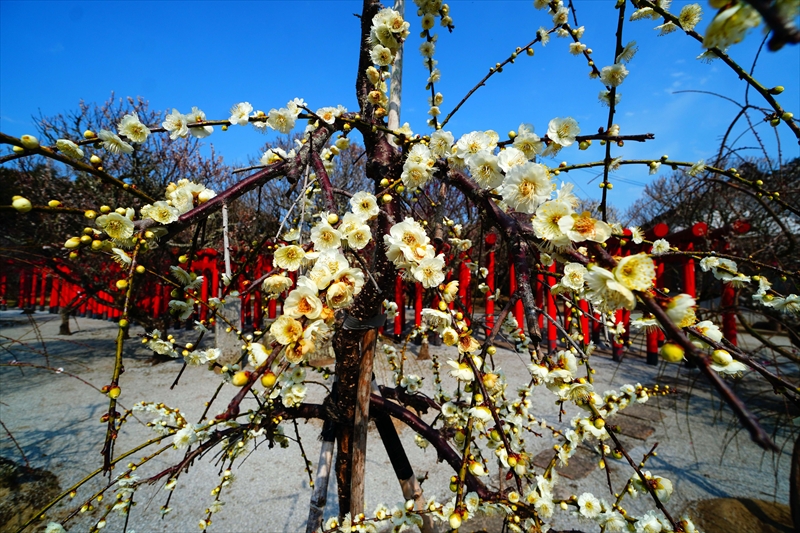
[
  {"left": 382, "top": 193, "right": 392, "bottom": 204},
  {"left": 198, "top": 189, "right": 214, "bottom": 203},
  {"left": 135, "top": 265, "right": 146, "bottom": 274},
  {"left": 65, "top": 237, "right": 82, "bottom": 249},
  {"left": 119, "top": 319, "right": 129, "bottom": 328},
  {"left": 770, "top": 118, "right": 781, "bottom": 127},
  {"left": 395, "top": 184, "right": 405, "bottom": 193},
  {"left": 660, "top": 342, "right": 684, "bottom": 363},
  {"left": 90, "top": 154, "right": 102, "bottom": 164},
  {"left": 48, "top": 200, "right": 61, "bottom": 208},
  {"left": 487, "top": 346, "right": 496, "bottom": 355},
  {"left": 221, "top": 125, "right": 228, "bottom": 131},
  {"left": 116, "top": 279, "right": 128, "bottom": 290},
  {"left": 108, "top": 386, "right": 121, "bottom": 399},
  {"left": 178, "top": 255, "right": 189, "bottom": 264},
  {"left": 769, "top": 85, "right": 784, "bottom": 94},
  {"left": 12, "top": 197, "right": 32, "bottom": 213},
  {"left": 231, "top": 371, "right": 249, "bottom": 387},
  {"left": 261, "top": 371, "right": 277, "bottom": 388},
  {"left": 100, "top": 205, "right": 111, "bottom": 214},
  {"left": 12, "top": 146, "right": 24, "bottom": 153},
  {"left": 91, "top": 240, "right": 103, "bottom": 251},
  {"left": 781, "top": 112, "right": 793, "bottom": 121},
  {"left": 20, "top": 135, "right": 39, "bottom": 149},
  {"left": 326, "top": 213, "right": 339, "bottom": 225},
  {"left": 380, "top": 178, "right": 390, "bottom": 187},
  {"left": 80, "top": 235, "right": 92, "bottom": 244},
  {"left": 83, "top": 130, "right": 96, "bottom": 139}
]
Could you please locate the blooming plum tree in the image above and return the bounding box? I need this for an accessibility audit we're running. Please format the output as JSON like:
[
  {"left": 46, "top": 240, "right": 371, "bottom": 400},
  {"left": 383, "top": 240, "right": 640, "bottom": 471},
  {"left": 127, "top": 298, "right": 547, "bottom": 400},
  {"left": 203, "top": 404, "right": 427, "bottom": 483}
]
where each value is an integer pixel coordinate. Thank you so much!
[{"left": 1, "top": 1, "right": 799, "bottom": 532}]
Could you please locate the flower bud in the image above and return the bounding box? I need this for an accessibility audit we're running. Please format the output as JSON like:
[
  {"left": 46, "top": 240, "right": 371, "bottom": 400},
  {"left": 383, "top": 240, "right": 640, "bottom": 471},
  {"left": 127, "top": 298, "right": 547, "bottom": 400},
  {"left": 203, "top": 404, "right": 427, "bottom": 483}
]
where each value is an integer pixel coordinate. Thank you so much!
[
  {"left": 116, "top": 279, "right": 128, "bottom": 290},
  {"left": 448, "top": 512, "right": 462, "bottom": 529},
  {"left": 108, "top": 386, "right": 121, "bottom": 399},
  {"left": 231, "top": 371, "right": 249, "bottom": 387},
  {"left": 48, "top": 200, "right": 61, "bottom": 208},
  {"left": 83, "top": 130, "right": 96, "bottom": 139},
  {"left": 65, "top": 237, "right": 82, "bottom": 249},
  {"left": 769, "top": 86, "right": 784, "bottom": 94},
  {"left": 20, "top": 135, "right": 39, "bottom": 149},
  {"left": 261, "top": 371, "right": 277, "bottom": 388},
  {"left": 712, "top": 349, "right": 733, "bottom": 366},
  {"left": 84, "top": 210, "right": 97, "bottom": 219},
  {"left": 326, "top": 213, "right": 339, "bottom": 225},
  {"left": 12, "top": 197, "right": 32, "bottom": 213},
  {"left": 198, "top": 189, "right": 214, "bottom": 203},
  {"left": 660, "top": 342, "right": 684, "bottom": 363},
  {"left": 90, "top": 154, "right": 102, "bottom": 164}
]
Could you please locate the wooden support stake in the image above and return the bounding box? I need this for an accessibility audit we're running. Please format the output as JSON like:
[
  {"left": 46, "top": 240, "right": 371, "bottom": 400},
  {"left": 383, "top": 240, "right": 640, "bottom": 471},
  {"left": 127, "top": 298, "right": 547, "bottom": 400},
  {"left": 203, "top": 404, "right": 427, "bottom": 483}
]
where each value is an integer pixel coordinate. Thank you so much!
[{"left": 349, "top": 328, "right": 378, "bottom": 519}]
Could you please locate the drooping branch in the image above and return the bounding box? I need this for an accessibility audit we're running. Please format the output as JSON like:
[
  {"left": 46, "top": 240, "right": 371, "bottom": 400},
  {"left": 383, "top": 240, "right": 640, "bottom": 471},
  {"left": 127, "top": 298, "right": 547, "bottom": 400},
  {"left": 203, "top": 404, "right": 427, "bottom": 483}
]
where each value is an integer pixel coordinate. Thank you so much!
[{"left": 0, "top": 132, "right": 155, "bottom": 203}]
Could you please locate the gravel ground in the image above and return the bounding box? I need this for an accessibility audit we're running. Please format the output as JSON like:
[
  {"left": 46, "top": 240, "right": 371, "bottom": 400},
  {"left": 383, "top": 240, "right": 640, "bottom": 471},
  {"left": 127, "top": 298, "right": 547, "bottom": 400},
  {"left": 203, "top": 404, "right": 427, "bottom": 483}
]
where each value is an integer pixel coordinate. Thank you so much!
[{"left": 0, "top": 310, "right": 797, "bottom": 532}]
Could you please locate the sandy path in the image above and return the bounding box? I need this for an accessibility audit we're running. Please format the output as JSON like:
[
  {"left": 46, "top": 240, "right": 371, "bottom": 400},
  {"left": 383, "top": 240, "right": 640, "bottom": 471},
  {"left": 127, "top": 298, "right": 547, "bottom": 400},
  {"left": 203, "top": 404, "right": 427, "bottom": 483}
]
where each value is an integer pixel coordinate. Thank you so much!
[{"left": 0, "top": 310, "right": 795, "bottom": 532}]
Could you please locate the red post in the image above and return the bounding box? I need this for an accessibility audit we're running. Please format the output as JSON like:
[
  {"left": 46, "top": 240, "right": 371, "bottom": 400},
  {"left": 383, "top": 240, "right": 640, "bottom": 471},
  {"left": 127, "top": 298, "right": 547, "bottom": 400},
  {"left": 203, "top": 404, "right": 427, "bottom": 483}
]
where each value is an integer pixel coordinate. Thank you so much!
[
  {"left": 18, "top": 269, "right": 28, "bottom": 309},
  {"left": 37, "top": 269, "right": 47, "bottom": 310},
  {"left": 721, "top": 283, "right": 737, "bottom": 346},
  {"left": 683, "top": 244, "right": 696, "bottom": 298},
  {"left": 509, "top": 260, "right": 524, "bottom": 336},
  {"left": 546, "top": 262, "right": 558, "bottom": 352},
  {"left": 646, "top": 258, "right": 662, "bottom": 365},
  {"left": 578, "top": 299, "right": 589, "bottom": 347},
  {"left": 485, "top": 244, "right": 496, "bottom": 331},
  {"left": 49, "top": 275, "right": 60, "bottom": 312},
  {"left": 414, "top": 282, "right": 423, "bottom": 329},
  {"left": 29, "top": 269, "right": 39, "bottom": 308},
  {"left": 394, "top": 274, "right": 404, "bottom": 336},
  {"left": 458, "top": 258, "right": 471, "bottom": 323}
]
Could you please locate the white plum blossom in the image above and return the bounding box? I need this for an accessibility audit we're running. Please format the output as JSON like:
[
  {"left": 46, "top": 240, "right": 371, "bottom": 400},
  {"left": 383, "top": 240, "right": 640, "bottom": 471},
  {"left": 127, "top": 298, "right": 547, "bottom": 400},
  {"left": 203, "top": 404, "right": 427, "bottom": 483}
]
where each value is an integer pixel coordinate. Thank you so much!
[
  {"left": 228, "top": 102, "right": 253, "bottom": 126},
  {"left": 547, "top": 117, "right": 580, "bottom": 147},
  {"left": 162, "top": 109, "right": 189, "bottom": 139}
]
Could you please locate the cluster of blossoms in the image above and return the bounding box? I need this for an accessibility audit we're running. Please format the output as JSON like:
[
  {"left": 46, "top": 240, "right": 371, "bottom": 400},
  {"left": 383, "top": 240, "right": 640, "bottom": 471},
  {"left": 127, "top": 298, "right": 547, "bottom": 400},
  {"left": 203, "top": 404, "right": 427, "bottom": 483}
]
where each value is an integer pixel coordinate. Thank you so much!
[
  {"left": 412, "top": 0, "right": 452, "bottom": 125},
  {"left": 551, "top": 253, "right": 656, "bottom": 313},
  {"left": 144, "top": 326, "right": 220, "bottom": 366},
  {"left": 255, "top": 192, "right": 378, "bottom": 370},
  {"left": 366, "top": 8, "right": 410, "bottom": 117},
  {"left": 385, "top": 217, "right": 446, "bottom": 288},
  {"left": 63, "top": 178, "right": 217, "bottom": 254},
  {"left": 140, "top": 179, "right": 216, "bottom": 225},
  {"left": 133, "top": 401, "right": 209, "bottom": 449},
  {"left": 162, "top": 106, "right": 214, "bottom": 139},
  {"left": 228, "top": 98, "right": 307, "bottom": 135}
]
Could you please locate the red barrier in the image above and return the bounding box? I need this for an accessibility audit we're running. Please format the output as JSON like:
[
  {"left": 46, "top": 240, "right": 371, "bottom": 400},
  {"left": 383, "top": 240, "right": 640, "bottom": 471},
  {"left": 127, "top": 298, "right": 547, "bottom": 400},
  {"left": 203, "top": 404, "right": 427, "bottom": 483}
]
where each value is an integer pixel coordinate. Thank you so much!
[{"left": 484, "top": 234, "right": 496, "bottom": 331}]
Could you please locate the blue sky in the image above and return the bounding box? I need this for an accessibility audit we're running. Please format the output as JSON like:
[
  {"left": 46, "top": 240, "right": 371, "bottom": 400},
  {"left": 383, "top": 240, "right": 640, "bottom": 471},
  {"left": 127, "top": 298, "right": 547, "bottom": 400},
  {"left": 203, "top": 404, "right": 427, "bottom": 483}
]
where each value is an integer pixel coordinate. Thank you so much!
[{"left": 1, "top": 1, "right": 798, "bottom": 211}]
